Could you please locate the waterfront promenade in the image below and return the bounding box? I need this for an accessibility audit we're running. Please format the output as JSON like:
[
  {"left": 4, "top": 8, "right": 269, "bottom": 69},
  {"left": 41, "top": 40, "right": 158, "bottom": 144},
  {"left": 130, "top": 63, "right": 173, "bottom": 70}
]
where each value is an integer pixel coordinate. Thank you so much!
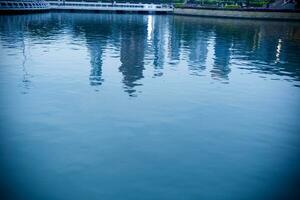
[{"left": 174, "top": 7, "right": 300, "bottom": 20}]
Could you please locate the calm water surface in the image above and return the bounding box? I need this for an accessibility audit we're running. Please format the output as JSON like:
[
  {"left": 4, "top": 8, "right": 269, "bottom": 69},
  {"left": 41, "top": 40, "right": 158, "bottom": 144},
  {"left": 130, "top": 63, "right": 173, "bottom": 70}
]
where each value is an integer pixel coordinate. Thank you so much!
[{"left": 1, "top": 13, "right": 300, "bottom": 200}]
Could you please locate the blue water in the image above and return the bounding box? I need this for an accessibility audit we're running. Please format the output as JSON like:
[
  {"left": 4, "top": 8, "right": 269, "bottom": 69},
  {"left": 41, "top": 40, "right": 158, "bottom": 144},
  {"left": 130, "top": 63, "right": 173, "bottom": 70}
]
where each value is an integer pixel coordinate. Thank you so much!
[{"left": 0, "top": 13, "right": 300, "bottom": 200}]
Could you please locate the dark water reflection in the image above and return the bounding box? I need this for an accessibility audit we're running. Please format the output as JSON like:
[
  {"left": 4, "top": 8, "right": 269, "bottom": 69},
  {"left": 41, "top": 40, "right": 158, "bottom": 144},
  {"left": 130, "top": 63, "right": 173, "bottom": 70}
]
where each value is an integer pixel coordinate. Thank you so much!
[{"left": 0, "top": 13, "right": 300, "bottom": 200}]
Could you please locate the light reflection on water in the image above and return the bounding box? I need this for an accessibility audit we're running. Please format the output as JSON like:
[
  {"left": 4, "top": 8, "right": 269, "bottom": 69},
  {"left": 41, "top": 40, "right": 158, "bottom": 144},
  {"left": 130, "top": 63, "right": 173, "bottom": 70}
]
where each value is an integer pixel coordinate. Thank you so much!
[
  {"left": 1, "top": 13, "right": 300, "bottom": 94},
  {"left": 0, "top": 13, "right": 300, "bottom": 200}
]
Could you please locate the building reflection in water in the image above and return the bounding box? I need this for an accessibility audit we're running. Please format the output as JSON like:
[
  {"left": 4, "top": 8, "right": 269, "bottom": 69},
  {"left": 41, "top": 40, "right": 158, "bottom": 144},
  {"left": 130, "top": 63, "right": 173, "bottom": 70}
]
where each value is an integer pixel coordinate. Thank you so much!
[
  {"left": 72, "top": 16, "right": 114, "bottom": 88},
  {"left": 168, "top": 18, "right": 181, "bottom": 64},
  {"left": 152, "top": 16, "right": 168, "bottom": 77},
  {"left": 119, "top": 16, "right": 147, "bottom": 97},
  {"left": 188, "top": 35, "right": 209, "bottom": 76},
  {"left": 89, "top": 43, "right": 104, "bottom": 87},
  {"left": 1, "top": 14, "right": 300, "bottom": 96},
  {"left": 211, "top": 26, "right": 232, "bottom": 81},
  {"left": 175, "top": 18, "right": 211, "bottom": 76}
]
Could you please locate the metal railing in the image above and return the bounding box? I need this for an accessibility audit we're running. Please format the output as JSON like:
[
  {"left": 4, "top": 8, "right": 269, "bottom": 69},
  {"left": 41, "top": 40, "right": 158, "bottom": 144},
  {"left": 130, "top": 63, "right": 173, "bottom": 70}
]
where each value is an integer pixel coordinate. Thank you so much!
[
  {"left": 48, "top": 1, "right": 173, "bottom": 11},
  {"left": 0, "top": 1, "right": 50, "bottom": 10}
]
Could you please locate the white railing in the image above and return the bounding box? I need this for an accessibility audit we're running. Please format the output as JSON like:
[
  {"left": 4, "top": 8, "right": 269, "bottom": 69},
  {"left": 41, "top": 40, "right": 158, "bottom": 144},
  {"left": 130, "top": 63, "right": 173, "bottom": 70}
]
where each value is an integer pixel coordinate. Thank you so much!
[
  {"left": 0, "top": 1, "right": 173, "bottom": 12},
  {"left": 48, "top": 1, "right": 173, "bottom": 12},
  {"left": 0, "top": 1, "right": 50, "bottom": 10}
]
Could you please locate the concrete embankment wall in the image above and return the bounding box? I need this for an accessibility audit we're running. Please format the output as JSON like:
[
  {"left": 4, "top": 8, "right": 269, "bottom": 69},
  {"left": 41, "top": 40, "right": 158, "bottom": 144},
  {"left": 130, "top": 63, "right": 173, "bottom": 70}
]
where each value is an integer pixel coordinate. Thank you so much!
[{"left": 174, "top": 8, "right": 300, "bottom": 21}]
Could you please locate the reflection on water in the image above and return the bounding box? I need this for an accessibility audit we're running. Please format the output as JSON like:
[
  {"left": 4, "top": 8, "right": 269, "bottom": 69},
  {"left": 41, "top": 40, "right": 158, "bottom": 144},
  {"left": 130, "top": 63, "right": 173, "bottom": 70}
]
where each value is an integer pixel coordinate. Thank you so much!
[
  {"left": 21, "top": 37, "right": 31, "bottom": 93},
  {"left": 1, "top": 13, "right": 300, "bottom": 95},
  {"left": 1, "top": 13, "right": 300, "bottom": 200},
  {"left": 119, "top": 16, "right": 146, "bottom": 96}
]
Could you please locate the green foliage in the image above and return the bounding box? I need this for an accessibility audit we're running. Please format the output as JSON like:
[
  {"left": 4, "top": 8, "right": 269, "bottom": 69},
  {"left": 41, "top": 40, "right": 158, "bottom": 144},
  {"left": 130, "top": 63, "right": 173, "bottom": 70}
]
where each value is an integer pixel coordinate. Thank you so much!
[
  {"left": 173, "top": 0, "right": 185, "bottom": 3},
  {"left": 224, "top": 4, "right": 241, "bottom": 8},
  {"left": 249, "top": 1, "right": 269, "bottom": 7},
  {"left": 201, "top": 0, "right": 219, "bottom": 5},
  {"left": 174, "top": 3, "right": 184, "bottom": 7}
]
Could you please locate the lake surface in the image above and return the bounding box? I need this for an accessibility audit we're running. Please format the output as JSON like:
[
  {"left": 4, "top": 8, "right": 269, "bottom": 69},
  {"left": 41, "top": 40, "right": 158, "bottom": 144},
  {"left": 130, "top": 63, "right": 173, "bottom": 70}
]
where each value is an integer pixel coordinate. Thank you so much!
[{"left": 0, "top": 13, "right": 300, "bottom": 200}]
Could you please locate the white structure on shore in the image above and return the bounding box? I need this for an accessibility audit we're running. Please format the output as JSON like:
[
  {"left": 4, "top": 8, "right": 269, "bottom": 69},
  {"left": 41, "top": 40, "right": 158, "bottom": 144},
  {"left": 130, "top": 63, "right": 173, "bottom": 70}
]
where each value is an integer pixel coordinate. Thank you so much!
[
  {"left": 0, "top": 0, "right": 50, "bottom": 11},
  {"left": 49, "top": 1, "right": 173, "bottom": 12},
  {"left": 0, "top": 1, "right": 173, "bottom": 12}
]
